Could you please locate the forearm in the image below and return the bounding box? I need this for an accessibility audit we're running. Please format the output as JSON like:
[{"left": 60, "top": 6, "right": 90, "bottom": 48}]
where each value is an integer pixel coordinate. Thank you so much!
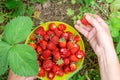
[{"left": 98, "top": 47, "right": 120, "bottom": 80}]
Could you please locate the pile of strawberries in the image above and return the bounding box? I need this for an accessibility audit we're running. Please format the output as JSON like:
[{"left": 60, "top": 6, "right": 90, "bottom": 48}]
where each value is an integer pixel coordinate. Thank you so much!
[{"left": 28, "top": 23, "right": 85, "bottom": 80}]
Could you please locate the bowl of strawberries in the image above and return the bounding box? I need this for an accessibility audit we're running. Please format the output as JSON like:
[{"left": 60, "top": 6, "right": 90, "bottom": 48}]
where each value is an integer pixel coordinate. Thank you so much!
[{"left": 25, "top": 21, "right": 85, "bottom": 80}]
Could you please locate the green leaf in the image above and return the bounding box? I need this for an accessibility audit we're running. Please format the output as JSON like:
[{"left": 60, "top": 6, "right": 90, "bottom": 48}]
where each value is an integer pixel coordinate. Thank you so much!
[
  {"left": 110, "top": 27, "right": 119, "bottom": 37},
  {"left": 3, "top": 16, "right": 33, "bottom": 44},
  {"left": 71, "top": 0, "right": 76, "bottom": 4},
  {"left": 110, "top": 0, "right": 120, "bottom": 12},
  {"left": 118, "top": 55, "right": 120, "bottom": 61},
  {"left": 5, "top": 0, "right": 23, "bottom": 9},
  {"left": 26, "top": 6, "right": 34, "bottom": 16},
  {"left": 116, "top": 40, "right": 120, "bottom": 54},
  {"left": 106, "top": 0, "right": 113, "bottom": 3},
  {"left": 0, "top": 41, "right": 11, "bottom": 75},
  {"left": 66, "top": 8, "right": 74, "bottom": 16},
  {"left": 8, "top": 44, "right": 39, "bottom": 76}
]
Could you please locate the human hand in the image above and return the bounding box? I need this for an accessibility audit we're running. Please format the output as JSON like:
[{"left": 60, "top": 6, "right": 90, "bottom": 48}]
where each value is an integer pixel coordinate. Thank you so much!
[
  {"left": 8, "top": 70, "right": 36, "bottom": 80},
  {"left": 74, "top": 13, "right": 114, "bottom": 57}
]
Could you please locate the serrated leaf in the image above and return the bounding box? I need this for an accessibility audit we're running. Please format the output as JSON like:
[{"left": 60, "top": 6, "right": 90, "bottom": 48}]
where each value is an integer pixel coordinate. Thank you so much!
[
  {"left": 110, "top": 27, "right": 119, "bottom": 37},
  {"left": 8, "top": 44, "right": 39, "bottom": 76},
  {"left": 110, "top": 0, "right": 120, "bottom": 12},
  {"left": 66, "top": 8, "right": 74, "bottom": 16},
  {"left": 3, "top": 16, "right": 33, "bottom": 44},
  {"left": 0, "top": 41, "right": 11, "bottom": 75},
  {"left": 26, "top": 6, "right": 34, "bottom": 16},
  {"left": 5, "top": 0, "right": 23, "bottom": 9},
  {"left": 106, "top": 0, "right": 113, "bottom": 3},
  {"left": 116, "top": 40, "right": 120, "bottom": 54}
]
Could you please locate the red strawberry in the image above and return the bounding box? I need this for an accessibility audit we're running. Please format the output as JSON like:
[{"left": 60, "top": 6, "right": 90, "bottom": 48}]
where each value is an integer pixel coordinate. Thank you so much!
[
  {"left": 56, "top": 58, "right": 64, "bottom": 67},
  {"left": 37, "top": 46, "right": 42, "bottom": 54},
  {"left": 59, "top": 38, "right": 66, "bottom": 48},
  {"left": 47, "top": 30, "right": 55, "bottom": 38},
  {"left": 63, "top": 65, "right": 70, "bottom": 74},
  {"left": 52, "top": 65, "right": 61, "bottom": 74},
  {"left": 70, "top": 63, "right": 77, "bottom": 71},
  {"left": 66, "top": 31, "right": 73, "bottom": 39},
  {"left": 35, "top": 26, "right": 46, "bottom": 36},
  {"left": 47, "top": 41, "right": 56, "bottom": 50},
  {"left": 39, "top": 40, "right": 47, "bottom": 50},
  {"left": 58, "top": 24, "right": 66, "bottom": 31},
  {"left": 60, "top": 48, "right": 71, "bottom": 58},
  {"left": 73, "top": 35, "right": 80, "bottom": 43},
  {"left": 29, "top": 34, "right": 36, "bottom": 40},
  {"left": 54, "top": 28, "right": 62, "bottom": 37},
  {"left": 70, "top": 44, "right": 79, "bottom": 54},
  {"left": 69, "top": 54, "right": 79, "bottom": 62},
  {"left": 44, "top": 34, "right": 49, "bottom": 41},
  {"left": 50, "top": 35, "right": 59, "bottom": 44},
  {"left": 61, "top": 32, "right": 69, "bottom": 40},
  {"left": 67, "top": 41, "right": 74, "bottom": 50},
  {"left": 42, "top": 49, "right": 51, "bottom": 60},
  {"left": 48, "top": 71, "right": 55, "bottom": 80},
  {"left": 49, "top": 23, "right": 57, "bottom": 31},
  {"left": 37, "top": 68, "right": 45, "bottom": 77},
  {"left": 81, "top": 16, "right": 90, "bottom": 26},
  {"left": 53, "top": 51, "right": 61, "bottom": 60},
  {"left": 43, "top": 60, "right": 53, "bottom": 71},
  {"left": 57, "top": 69, "right": 64, "bottom": 76},
  {"left": 28, "top": 42, "right": 37, "bottom": 50},
  {"left": 64, "top": 58, "right": 70, "bottom": 65},
  {"left": 76, "top": 50, "right": 85, "bottom": 59},
  {"left": 38, "top": 60, "right": 42, "bottom": 66}
]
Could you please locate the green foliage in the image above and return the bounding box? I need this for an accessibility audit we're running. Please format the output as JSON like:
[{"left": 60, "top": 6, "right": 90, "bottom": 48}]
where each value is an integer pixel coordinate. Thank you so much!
[
  {"left": 116, "top": 40, "right": 120, "bottom": 54},
  {"left": 110, "top": 0, "right": 120, "bottom": 12},
  {"left": 0, "top": 16, "right": 39, "bottom": 76},
  {"left": 3, "top": 16, "right": 33, "bottom": 44},
  {"left": 70, "top": 73, "right": 84, "bottom": 80},
  {"left": 66, "top": 8, "right": 74, "bottom": 16},
  {"left": 30, "top": 0, "right": 46, "bottom": 4},
  {"left": 106, "top": 0, "right": 113, "bottom": 3}
]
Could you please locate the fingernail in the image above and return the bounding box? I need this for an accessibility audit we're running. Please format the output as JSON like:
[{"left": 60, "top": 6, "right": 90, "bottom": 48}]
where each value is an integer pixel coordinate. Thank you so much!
[{"left": 85, "top": 14, "right": 91, "bottom": 21}]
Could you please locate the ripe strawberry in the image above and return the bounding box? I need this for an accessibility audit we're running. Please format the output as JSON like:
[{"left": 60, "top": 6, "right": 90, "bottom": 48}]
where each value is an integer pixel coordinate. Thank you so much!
[
  {"left": 49, "top": 23, "right": 57, "bottom": 31},
  {"left": 48, "top": 71, "right": 55, "bottom": 80},
  {"left": 60, "top": 48, "right": 71, "bottom": 58},
  {"left": 29, "top": 34, "right": 36, "bottom": 40},
  {"left": 43, "top": 60, "right": 53, "bottom": 71},
  {"left": 57, "top": 69, "right": 64, "bottom": 76},
  {"left": 56, "top": 58, "right": 64, "bottom": 67},
  {"left": 81, "top": 16, "right": 90, "bottom": 26},
  {"left": 63, "top": 65, "right": 70, "bottom": 74},
  {"left": 37, "top": 46, "right": 42, "bottom": 54},
  {"left": 58, "top": 24, "right": 66, "bottom": 31},
  {"left": 66, "top": 31, "right": 73, "bottom": 39},
  {"left": 67, "top": 41, "right": 74, "bottom": 50},
  {"left": 47, "top": 30, "right": 55, "bottom": 38},
  {"left": 73, "top": 35, "right": 80, "bottom": 43},
  {"left": 61, "top": 32, "right": 69, "bottom": 40},
  {"left": 52, "top": 65, "right": 61, "bottom": 74},
  {"left": 42, "top": 49, "right": 51, "bottom": 60},
  {"left": 70, "top": 63, "right": 77, "bottom": 71},
  {"left": 44, "top": 34, "right": 49, "bottom": 41},
  {"left": 70, "top": 44, "right": 79, "bottom": 54},
  {"left": 64, "top": 58, "right": 70, "bottom": 65},
  {"left": 38, "top": 60, "right": 42, "bottom": 66},
  {"left": 37, "top": 68, "right": 45, "bottom": 77},
  {"left": 50, "top": 35, "right": 59, "bottom": 44},
  {"left": 59, "top": 38, "right": 66, "bottom": 48},
  {"left": 39, "top": 40, "right": 47, "bottom": 50},
  {"left": 54, "top": 28, "right": 62, "bottom": 37},
  {"left": 69, "top": 54, "right": 79, "bottom": 62},
  {"left": 76, "top": 50, "right": 85, "bottom": 59},
  {"left": 52, "top": 51, "right": 61, "bottom": 60},
  {"left": 35, "top": 26, "right": 46, "bottom": 36},
  {"left": 28, "top": 42, "right": 37, "bottom": 50},
  {"left": 47, "top": 41, "right": 56, "bottom": 50}
]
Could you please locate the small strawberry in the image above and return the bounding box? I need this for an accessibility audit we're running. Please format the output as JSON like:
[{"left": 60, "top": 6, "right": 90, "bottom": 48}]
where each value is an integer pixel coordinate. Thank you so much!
[
  {"left": 49, "top": 23, "right": 57, "bottom": 31},
  {"left": 47, "top": 30, "right": 55, "bottom": 38},
  {"left": 61, "top": 32, "right": 69, "bottom": 40},
  {"left": 44, "top": 34, "right": 49, "bottom": 41},
  {"left": 81, "top": 16, "right": 90, "bottom": 26},
  {"left": 66, "top": 31, "right": 73, "bottom": 39},
  {"left": 60, "top": 48, "right": 71, "bottom": 58},
  {"left": 67, "top": 41, "right": 74, "bottom": 50},
  {"left": 37, "top": 68, "right": 45, "bottom": 77},
  {"left": 56, "top": 58, "right": 64, "bottom": 67},
  {"left": 54, "top": 28, "right": 62, "bottom": 37},
  {"left": 52, "top": 65, "right": 61, "bottom": 74},
  {"left": 63, "top": 65, "right": 70, "bottom": 74},
  {"left": 29, "top": 34, "right": 36, "bottom": 40},
  {"left": 70, "top": 63, "right": 77, "bottom": 71},
  {"left": 28, "top": 42, "right": 37, "bottom": 50},
  {"left": 58, "top": 24, "right": 66, "bottom": 31},
  {"left": 76, "top": 50, "right": 85, "bottom": 59},
  {"left": 37, "top": 46, "right": 42, "bottom": 54},
  {"left": 38, "top": 60, "right": 42, "bottom": 67},
  {"left": 59, "top": 38, "right": 66, "bottom": 48},
  {"left": 57, "top": 69, "right": 64, "bottom": 76},
  {"left": 70, "top": 44, "right": 79, "bottom": 54},
  {"left": 48, "top": 71, "right": 55, "bottom": 80},
  {"left": 35, "top": 26, "right": 46, "bottom": 36},
  {"left": 39, "top": 40, "right": 47, "bottom": 50},
  {"left": 42, "top": 49, "right": 51, "bottom": 60},
  {"left": 47, "top": 41, "right": 56, "bottom": 50},
  {"left": 50, "top": 35, "right": 59, "bottom": 44},
  {"left": 52, "top": 51, "right": 61, "bottom": 60},
  {"left": 64, "top": 58, "right": 70, "bottom": 65},
  {"left": 69, "top": 54, "right": 79, "bottom": 62},
  {"left": 73, "top": 35, "right": 80, "bottom": 43},
  {"left": 43, "top": 60, "right": 53, "bottom": 71}
]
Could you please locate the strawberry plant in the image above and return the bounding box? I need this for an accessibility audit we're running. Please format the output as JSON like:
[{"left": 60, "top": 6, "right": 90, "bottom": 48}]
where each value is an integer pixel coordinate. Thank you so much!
[{"left": 0, "top": 16, "right": 39, "bottom": 76}]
